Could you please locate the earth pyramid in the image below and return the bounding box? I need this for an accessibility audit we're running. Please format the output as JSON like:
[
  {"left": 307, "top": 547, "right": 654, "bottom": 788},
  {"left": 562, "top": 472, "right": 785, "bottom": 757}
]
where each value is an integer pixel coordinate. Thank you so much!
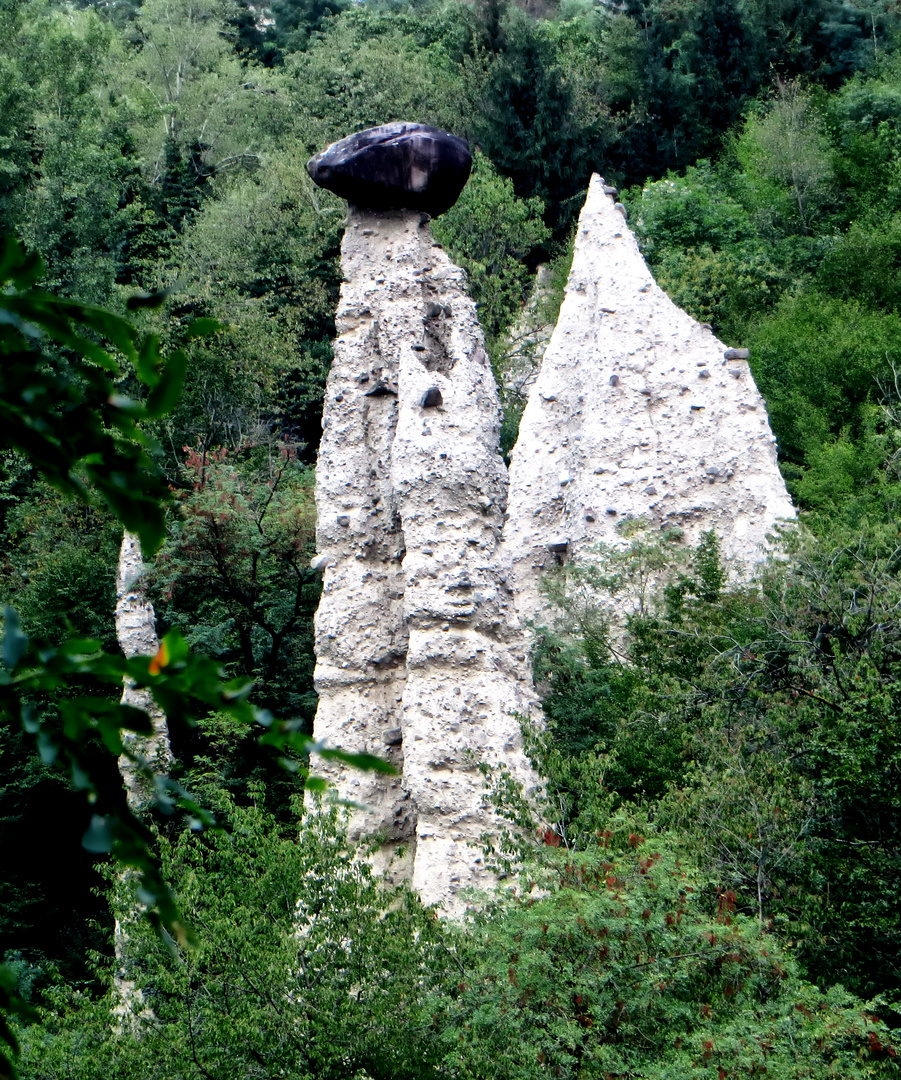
[
  {"left": 504, "top": 174, "right": 795, "bottom": 625},
  {"left": 307, "top": 130, "right": 794, "bottom": 911},
  {"left": 307, "top": 124, "right": 539, "bottom": 912}
]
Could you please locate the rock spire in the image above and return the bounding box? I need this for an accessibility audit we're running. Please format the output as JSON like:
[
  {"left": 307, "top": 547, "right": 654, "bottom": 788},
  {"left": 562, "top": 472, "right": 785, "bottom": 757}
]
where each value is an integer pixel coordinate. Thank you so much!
[
  {"left": 113, "top": 530, "right": 172, "bottom": 1022},
  {"left": 115, "top": 531, "right": 172, "bottom": 809},
  {"left": 504, "top": 175, "right": 795, "bottom": 624},
  {"left": 307, "top": 148, "right": 793, "bottom": 912},
  {"left": 309, "top": 205, "right": 538, "bottom": 910}
]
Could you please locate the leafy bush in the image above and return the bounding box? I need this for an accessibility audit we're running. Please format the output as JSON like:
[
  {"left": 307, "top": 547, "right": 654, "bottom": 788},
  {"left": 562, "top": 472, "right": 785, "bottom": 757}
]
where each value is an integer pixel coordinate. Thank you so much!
[
  {"left": 152, "top": 442, "right": 319, "bottom": 721},
  {"left": 21, "top": 794, "right": 449, "bottom": 1080},
  {"left": 632, "top": 163, "right": 756, "bottom": 260},
  {"left": 533, "top": 522, "right": 901, "bottom": 1001},
  {"left": 442, "top": 821, "right": 898, "bottom": 1079},
  {"left": 22, "top": 785, "right": 900, "bottom": 1080},
  {"left": 748, "top": 292, "right": 901, "bottom": 472}
]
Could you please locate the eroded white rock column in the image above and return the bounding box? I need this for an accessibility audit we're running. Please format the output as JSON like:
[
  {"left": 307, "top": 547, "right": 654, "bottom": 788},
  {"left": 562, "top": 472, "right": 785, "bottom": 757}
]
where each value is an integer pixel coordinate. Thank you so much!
[
  {"left": 310, "top": 210, "right": 413, "bottom": 868},
  {"left": 113, "top": 530, "right": 172, "bottom": 1021},
  {"left": 115, "top": 531, "right": 172, "bottom": 808},
  {"left": 311, "top": 208, "right": 538, "bottom": 909},
  {"left": 505, "top": 176, "right": 795, "bottom": 625}
]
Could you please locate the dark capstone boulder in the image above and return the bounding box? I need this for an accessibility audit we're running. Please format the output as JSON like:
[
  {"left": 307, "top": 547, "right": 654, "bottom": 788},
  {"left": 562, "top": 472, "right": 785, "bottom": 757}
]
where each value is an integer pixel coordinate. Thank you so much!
[{"left": 307, "top": 122, "right": 472, "bottom": 218}]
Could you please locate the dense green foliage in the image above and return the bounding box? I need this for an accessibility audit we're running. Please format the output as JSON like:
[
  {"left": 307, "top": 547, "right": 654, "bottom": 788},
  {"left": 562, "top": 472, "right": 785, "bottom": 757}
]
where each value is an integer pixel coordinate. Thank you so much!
[
  {"left": 536, "top": 524, "right": 901, "bottom": 1000},
  {"left": 8, "top": 0, "right": 901, "bottom": 1074},
  {"left": 0, "top": 235, "right": 256, "bottom": 1078},
  {"left": 18, "top": 792, "right": 901, "bottom": 1080}
]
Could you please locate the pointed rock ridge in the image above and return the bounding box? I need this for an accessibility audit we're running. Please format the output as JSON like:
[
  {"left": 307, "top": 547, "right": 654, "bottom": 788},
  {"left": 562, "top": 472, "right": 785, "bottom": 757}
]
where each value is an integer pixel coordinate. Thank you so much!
[
  {"left": 504, "top": 175, "right": 795, "bottom": 625},
  {"left": 307, "top": 122, "right": 472, "bottom": 218},
  {"left": 115, "top": 531, "right": 172, "bottom": 810},
  {"left": 309, "top": 205, "right": 538, "bottom": 912}
]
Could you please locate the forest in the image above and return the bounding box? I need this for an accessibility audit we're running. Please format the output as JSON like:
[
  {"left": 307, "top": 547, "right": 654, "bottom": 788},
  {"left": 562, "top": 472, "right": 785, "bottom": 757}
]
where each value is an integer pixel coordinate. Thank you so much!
[{"left": 4, "top": 0, "right": 901, "bottom": 1075}]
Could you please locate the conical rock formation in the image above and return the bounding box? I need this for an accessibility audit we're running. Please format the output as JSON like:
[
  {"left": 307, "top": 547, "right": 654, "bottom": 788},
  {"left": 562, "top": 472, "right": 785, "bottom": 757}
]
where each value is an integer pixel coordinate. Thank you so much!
[
  {"left": 311, "top": 207, "right": 538, "bottom": 911},
  {"left": 505, "top": 175, "right": 795, "bottom": 624}
]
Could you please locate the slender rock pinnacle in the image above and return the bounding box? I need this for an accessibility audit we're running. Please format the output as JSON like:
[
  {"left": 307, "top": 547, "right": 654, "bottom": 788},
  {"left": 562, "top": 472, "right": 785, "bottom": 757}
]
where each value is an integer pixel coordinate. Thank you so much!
[
  {"left": 309, "top": 206, "right": 538, "bottom": 911},
  {"left": 115, "top": 531, "right": 172, "bottom": 810}
]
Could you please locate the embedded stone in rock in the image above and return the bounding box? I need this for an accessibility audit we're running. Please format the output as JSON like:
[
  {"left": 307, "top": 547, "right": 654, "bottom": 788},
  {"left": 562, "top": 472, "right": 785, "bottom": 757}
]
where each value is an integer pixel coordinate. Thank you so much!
[
  {"left": 307, "top": 122, "right": 472, "bottom": 217},
  {"left": 365, "top": 381, "right": 397, "bottom": 397}
]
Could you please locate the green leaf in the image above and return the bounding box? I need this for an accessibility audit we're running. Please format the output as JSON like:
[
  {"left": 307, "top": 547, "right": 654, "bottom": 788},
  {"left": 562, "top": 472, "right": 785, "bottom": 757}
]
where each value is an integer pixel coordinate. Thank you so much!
[
  {"left": 144, "top": 349, "right": 188, "bottom": 418},
  {"left": 0, "top": 236, "right": 42, "bottom": 291},
  {"left": 159, "top": 628, "right": 190, "bottom": 666},
  {"left": 117, "top": 705, "right": 155, "bottom": 735},
  {"left": 78, "top": 307, "right": 139, "bottom": 361},
  {"left": 126, "top": 289, "right": 170, "bottom": 311},
  {"left": 57, "top": 636, "right": 103, "bottom": 657},
  {"left": 135, "top": 332, "right": 162, "bottom": 385},
  {"left": 0, "top": 608, "right": 27, "bottom": 670},
  {"left": 317, "top": 748, "right": 398, "bottom": 774},
  {"left": 82, "top": 815, "right": 114, "bottom": 854},
  {"left": 184, "top": 317, "right": 222, "bottom": 340}
]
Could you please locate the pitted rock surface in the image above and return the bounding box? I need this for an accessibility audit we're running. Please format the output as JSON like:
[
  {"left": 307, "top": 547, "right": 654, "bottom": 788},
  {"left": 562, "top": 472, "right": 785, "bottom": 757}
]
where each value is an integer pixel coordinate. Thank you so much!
[
  {"left": 310, "top": 207, "right": 538, "bottom": 911},
  {"left": 307, "top": 123, "right": 472, "bottom": 217},
  {"left": 504, "top": 175, "right": 796, "bottom": 625}
]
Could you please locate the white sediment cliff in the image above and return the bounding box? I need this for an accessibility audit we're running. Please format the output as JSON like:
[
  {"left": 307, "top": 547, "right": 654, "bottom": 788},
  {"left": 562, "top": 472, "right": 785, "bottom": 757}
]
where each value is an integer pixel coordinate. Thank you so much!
[{"left": 504, "top": 174, "right": 795, "bottom": 625}]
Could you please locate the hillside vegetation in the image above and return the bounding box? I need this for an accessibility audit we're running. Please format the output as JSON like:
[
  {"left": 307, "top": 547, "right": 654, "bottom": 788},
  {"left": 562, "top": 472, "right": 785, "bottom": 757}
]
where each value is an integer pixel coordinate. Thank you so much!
[{"left": 5, "top": 0, "right": 901, "bottom": 1076}]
